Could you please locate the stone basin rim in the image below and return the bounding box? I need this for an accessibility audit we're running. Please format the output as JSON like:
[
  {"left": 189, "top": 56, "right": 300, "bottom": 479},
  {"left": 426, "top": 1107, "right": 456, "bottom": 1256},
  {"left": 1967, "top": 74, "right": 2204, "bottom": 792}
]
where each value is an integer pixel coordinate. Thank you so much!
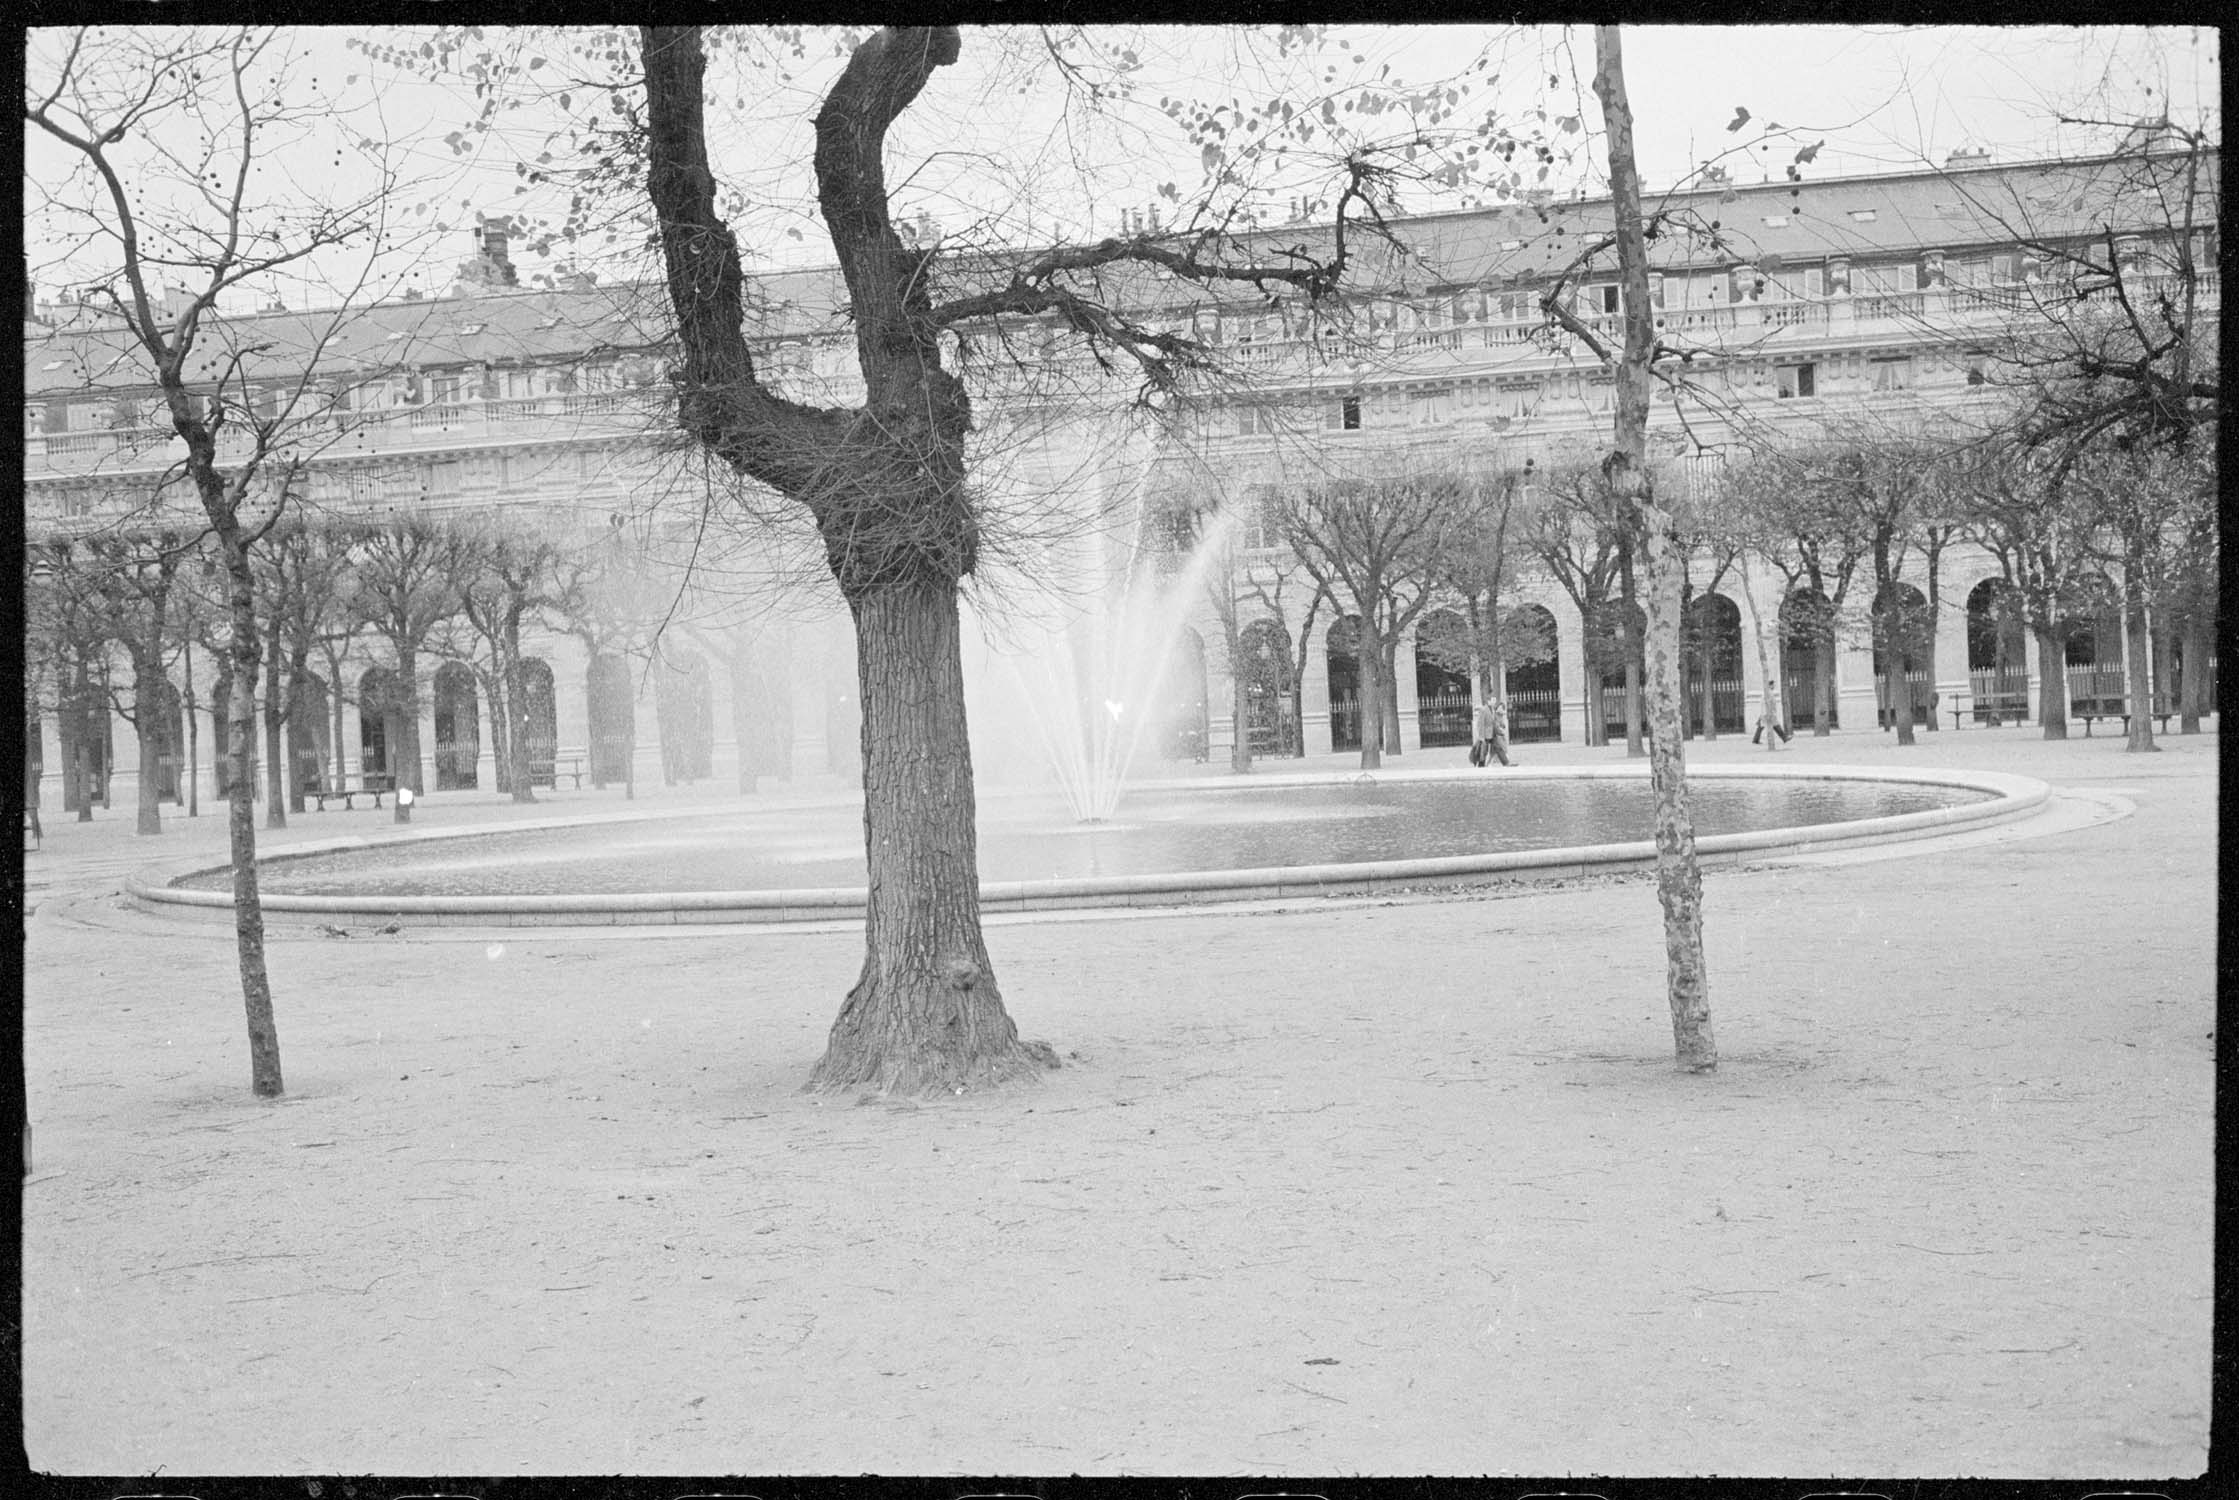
[{"left": 126, "top": 763, "right": 2051, "bottom": 925}]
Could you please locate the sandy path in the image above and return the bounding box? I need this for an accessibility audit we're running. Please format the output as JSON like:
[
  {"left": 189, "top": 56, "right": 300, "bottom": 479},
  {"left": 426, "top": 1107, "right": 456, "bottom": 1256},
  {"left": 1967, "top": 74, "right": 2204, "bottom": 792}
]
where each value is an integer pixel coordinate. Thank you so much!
[{"left": 20, "top": 728, "right": 2215, "bottom": 1477}]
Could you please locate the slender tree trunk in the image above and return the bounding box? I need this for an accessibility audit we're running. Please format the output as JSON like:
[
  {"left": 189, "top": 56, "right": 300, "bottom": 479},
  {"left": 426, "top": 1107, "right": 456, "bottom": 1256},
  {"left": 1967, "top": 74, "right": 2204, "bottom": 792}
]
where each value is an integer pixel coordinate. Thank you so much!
[
  {"left": 184, "top": 646, "right": 199, "bottom": 817},
  {"left": 1596, "top": 23, "right": 1714, "bottom": 1072},
  {"left": 805, "top": 578, "right": 1055, "bottom": 1094},
  {"left": 219, "top": 535, "right": 282, "bottom": 1097},
  {"left": 394, "top": 641, "right": 423, "bottom": 796},
  {"left": 133, "top": 650, "right": 164, "bottom": 836},
  {"left": 1380, "top": 640, "right": 1402, "bottom": 755},
  {"left": 2121, "top": 548, "right": 2158, "bottom": 753},
  {"left": 2032, "top": 622, "right": 2070, "bottom": 738},
  {"left": 1228, "top": 626, "right": 1254, "bottom": 774},
  {"left": 1618, "top": 551, "right": 1645, "bottom": 756},
  {"left": 262, "top": 615, "right": 287, "bottom": 828},
  {"left": 1738, "top": 558, "right": 1784, "bottom": 753}
]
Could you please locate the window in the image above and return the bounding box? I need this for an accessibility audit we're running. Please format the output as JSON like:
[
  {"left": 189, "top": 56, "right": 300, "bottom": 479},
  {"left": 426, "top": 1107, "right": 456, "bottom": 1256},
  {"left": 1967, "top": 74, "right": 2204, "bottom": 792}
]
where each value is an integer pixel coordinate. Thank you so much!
[
  {"left": 1775, "top": 362, "right": 1817, "bottom": 399},
  {"left": 1871, "top": 355, "right": 1915, "bottom": 392},
  {"left": 1848, "top": 208, "right": 1879, "bottom": 223},
  {"left": 1238, "top": 405, "right": 1282, "bottom": 437},
  {"left": 1592, "top": 284, "right": 1620, "bottom": 314},
  {"left": 1325, "top": 395, "right": 1362, "bottom": 431},
  {"left": 1240, "top": 485, "right": 1278, "bottom": 550}
]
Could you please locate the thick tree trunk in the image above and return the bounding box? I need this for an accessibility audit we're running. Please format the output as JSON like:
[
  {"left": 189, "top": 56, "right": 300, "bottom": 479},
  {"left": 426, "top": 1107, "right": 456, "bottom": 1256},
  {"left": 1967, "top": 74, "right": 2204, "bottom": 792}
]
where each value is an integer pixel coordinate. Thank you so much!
[
  {"left": 1354, "top": 624, "right": 1385, "bottom": 771},
  {"left": 501, "top": 619, "right": 537, "bottom": 804},
  {"left": 2032, "top": 623, "right": 2070, "bottom": 738},
  {"left": 2179, "top": 607, "right": 2208, "bottom": 733},
  {"left": 286, "top": 646, "right": 315, "bottom": 811},
  {"left": 219, "top": 537, "right": 283, "bottom": 1098},
  {"left": 1886, "top": 613, "right": 1917, "bottom": 747},
  {"left": 1596, "top": 24, "right": 1714, "bottom": 1072},
  {"left": 1806, "top": 631, "right": 1831, "bottom": 737},
  {"left": 805, "top": 579, "right": 1055, "bottom": 1095},
  {"left": 394, "top": 642, "right": 423, "bottom": 796}
]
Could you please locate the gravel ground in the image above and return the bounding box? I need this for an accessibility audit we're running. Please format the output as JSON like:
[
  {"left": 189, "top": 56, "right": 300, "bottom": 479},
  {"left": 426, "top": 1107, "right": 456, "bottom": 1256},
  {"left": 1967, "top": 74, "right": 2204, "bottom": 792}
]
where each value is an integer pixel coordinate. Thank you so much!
[{"left": 18, "top": 723, "right": 2217, "bottom": 1478}]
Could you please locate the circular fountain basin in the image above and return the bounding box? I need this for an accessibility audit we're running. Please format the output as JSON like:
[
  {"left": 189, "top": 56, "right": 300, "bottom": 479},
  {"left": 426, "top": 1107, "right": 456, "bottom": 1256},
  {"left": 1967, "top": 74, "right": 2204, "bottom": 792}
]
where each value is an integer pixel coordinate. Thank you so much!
[{"left": 130, "top": 764, "right": 2048, "bottom": 928}]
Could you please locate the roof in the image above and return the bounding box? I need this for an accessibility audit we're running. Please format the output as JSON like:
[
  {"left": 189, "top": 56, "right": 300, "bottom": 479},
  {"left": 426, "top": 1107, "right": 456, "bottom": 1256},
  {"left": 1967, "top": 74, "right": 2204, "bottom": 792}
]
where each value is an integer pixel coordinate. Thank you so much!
[{"left": 25, "top": 147, "right": 2215, "bottom": 400}]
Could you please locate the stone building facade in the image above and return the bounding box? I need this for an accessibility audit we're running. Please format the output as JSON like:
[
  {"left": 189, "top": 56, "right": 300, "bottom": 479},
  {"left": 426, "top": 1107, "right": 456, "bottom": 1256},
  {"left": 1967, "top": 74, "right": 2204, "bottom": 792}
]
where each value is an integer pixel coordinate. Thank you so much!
[{"left": 22, "top": 145, "right": 2217, "bottom": 811}]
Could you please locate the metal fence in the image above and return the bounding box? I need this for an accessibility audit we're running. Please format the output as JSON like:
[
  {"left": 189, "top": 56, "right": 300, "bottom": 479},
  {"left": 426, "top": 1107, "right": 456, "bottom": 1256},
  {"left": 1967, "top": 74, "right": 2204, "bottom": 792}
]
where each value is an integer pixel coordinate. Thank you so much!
[
  {"left": 1416, "top": 694, "right": 1474, "bottom": 748},
  {"left": 1507, "top": 686, "right": 1562, "bottom": 743}
]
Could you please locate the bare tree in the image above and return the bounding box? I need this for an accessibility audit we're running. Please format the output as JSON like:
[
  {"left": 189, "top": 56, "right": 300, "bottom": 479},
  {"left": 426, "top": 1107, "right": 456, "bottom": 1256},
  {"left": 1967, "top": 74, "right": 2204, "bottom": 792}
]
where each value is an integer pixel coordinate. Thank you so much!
[
  {"left": 1587, "top": 26, "right": 1713, "bottom": 1071},
  {"left": 637, "top": 24, "right": 1458, "bottom": 1093},
  {"left": 28, "top": 26, "right": 419, "bottom": 1096},
  {"left": 1266, "top": 471, "right": 1457, "bottom": 769}
]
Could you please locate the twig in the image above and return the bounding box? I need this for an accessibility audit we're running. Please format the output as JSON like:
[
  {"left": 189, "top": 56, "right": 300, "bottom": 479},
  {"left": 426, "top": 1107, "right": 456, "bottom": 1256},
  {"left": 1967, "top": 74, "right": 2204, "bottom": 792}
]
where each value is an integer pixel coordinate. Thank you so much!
[
  {"left": 130, "top": 1253, "right": 305, "bottom": 1279},
  {"left": 1282, "top": 1379, "right": 1347, "bottom": 1404}
]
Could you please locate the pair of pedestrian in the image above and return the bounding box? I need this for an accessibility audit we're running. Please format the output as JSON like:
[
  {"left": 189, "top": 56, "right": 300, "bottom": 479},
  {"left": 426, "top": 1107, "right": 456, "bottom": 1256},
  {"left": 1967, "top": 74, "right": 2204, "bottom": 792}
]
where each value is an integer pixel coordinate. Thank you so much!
[{"left": 1471, "top": 696, "right": 1512, "bottom": 767}]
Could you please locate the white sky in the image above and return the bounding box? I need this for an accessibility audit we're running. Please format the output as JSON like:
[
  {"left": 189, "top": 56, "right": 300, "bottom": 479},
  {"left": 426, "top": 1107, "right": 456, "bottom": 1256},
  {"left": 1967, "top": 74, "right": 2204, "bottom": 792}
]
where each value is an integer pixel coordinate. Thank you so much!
[{"left": 23, "top": 24, "right": 2220, "bottom": 309}]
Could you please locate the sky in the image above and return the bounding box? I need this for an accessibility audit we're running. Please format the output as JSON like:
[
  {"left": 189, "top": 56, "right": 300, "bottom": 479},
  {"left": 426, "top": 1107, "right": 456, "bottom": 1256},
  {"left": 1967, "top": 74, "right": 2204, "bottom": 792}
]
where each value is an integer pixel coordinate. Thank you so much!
[{"left": 22, "top": 24, "right": 2220, "bottom": 310}]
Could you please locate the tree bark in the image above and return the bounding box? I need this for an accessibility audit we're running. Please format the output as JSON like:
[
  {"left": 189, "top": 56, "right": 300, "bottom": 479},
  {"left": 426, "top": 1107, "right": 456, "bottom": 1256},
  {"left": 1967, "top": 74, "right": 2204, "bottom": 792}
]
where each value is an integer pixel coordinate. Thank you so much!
[
  {"left": 131, "top": 649, "right": 164, "bottom": 835},
  {"left": 2120, "top": 548, "right": 2158, "bottom": 753},
  {"left": 1595, "top": 24, "right": 1714, "bottom": 1072},
  {"left": 1354, "top": 621, "right": 1385, "bottom": 770},
  {"left": 805, "top": 579, "right": 1056, "bottom": 1094},
  {"left": 2032, "top": 622, "right": 2071, "bottom": 738},
  {"left": 2179, "top": 607, "right": 2208, "bottom": 733},
  {"left": 262, "top": 608, "right": 288, "bottom": 828},
  {"left": 220, "top": 533, "right": 283, "bottom": 1097}
]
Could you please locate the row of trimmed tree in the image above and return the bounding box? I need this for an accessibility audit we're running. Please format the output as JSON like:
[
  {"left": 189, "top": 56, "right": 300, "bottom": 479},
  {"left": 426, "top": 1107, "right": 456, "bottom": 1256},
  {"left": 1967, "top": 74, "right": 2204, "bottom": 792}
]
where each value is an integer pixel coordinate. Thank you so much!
[{"left": 22, "top": 509, "right": 737, "bottom": 837}]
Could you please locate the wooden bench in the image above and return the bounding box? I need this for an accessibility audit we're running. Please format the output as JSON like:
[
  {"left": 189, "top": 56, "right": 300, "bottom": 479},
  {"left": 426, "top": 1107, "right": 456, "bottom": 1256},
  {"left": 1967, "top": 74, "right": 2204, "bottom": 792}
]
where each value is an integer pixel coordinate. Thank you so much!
[
  {"left": 309, "top": 773, "right": 396, "bottom": 810},
  {"left": 529, "top": 753, "right": 586, "bottom": 790},
  {"left": 2079, "top": 710, "right": 2177, "bottom": 736}
]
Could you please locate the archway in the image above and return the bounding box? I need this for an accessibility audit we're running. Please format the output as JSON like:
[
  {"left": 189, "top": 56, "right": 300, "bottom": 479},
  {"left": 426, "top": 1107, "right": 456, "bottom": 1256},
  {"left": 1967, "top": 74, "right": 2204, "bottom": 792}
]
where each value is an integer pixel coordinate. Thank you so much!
[
  {"left": 519, "top": 658, "right": 558, "bottom": 786},
  {"left": 1505, "top": 603, "right": 1562, "bottom": 743},
  {"left": 1779, "top": 588, "right": 1839, "bottom": 731},
  {"left": 357, "top": 666, "right": 401, "bottom": 781},
  {"left": 289, "top": 671, "right": 330, "bottom": 800},
  {"left": 1965, "top": 578, "right": 2029, "bottom": 724},
  {"left": 587, "top": 653, "right": 635, "bottom": 786},
  {"left": 1413, "top": 608, "right": 1473, "bottom": 748},
  {"left": 1593, "top": 600, "right": 1646, "bottom": 743},
  {"left": 2063, "top": 574, "right": 2126, "bottom": 717},
  {"left": 654, "top": 648, "right": 714, "bottom": 785},
  {"left": 431, "top": 661, "right": 481, "bottom": 790},
  {"left": 1325, "top": 615, "right": 1362, "bottom": 752},
  {"left": 1871, "top": 582, "right": 1936, "bottom": 729},
  {"left": 1682, "top": 591, "right": 1746, "bottom": 737},
  {"left": 1238, "top": 618, "right": 1296, "bottom": 756}
]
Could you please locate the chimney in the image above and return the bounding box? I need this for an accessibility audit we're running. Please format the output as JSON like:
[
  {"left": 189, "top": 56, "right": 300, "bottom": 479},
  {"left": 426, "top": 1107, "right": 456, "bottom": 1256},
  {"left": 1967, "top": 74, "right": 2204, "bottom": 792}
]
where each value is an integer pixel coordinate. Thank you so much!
[
  {"left": 478, "top": 217, "right": 519, "bottom": 287},
  {"left": 1944, "top": 145, "right": 1991, "bottom": 167}
]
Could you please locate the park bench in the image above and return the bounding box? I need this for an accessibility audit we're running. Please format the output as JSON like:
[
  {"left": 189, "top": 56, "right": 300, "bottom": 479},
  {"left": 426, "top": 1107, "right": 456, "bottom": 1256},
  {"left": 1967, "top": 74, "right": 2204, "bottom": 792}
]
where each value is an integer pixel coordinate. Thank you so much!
[
  {"left": 308, "top": 772, "right": 396, "bottom": 810},
  {"left": 529, "top": 751, "right": 587, "bottom": 789}
]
